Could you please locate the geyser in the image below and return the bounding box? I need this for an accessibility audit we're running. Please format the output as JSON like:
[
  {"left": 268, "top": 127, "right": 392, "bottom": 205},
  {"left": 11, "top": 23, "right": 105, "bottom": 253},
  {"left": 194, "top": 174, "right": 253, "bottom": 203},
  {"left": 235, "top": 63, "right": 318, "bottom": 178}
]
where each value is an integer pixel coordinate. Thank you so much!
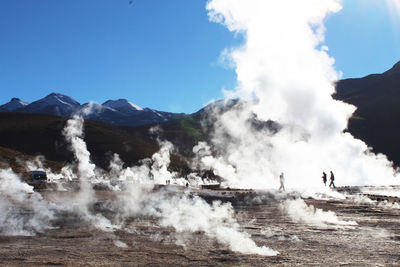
[
  {"left": 1, "top": 1, "right": 399, "bottom": 260},
  {"left": 0, "top": 112, "right": 277, "bottom": 255},
  {"left": 203, "top": 0, "right": 399, "bottom": 189}
]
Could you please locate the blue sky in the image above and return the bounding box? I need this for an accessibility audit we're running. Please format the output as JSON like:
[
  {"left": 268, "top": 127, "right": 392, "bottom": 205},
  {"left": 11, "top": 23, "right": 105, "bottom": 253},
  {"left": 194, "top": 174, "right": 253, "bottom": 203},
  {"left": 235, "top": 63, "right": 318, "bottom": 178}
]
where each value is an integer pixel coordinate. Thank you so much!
[{"left": 0, "top": 0, "right": 399, "bottom": 113}]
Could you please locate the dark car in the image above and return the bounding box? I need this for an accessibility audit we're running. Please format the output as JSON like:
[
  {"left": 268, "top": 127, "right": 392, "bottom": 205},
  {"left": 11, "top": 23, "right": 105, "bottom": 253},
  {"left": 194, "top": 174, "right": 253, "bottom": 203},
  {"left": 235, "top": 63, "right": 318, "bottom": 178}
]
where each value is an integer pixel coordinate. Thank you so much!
[{"left": 29, "top": 170, "right": 47, "bottom": 183}]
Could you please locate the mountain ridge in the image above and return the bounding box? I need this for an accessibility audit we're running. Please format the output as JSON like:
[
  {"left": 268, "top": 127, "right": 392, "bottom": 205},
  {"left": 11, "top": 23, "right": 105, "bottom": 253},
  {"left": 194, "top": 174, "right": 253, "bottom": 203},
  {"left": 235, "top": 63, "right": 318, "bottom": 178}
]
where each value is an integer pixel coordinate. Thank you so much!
[
  {"left": 0, "top": 97, "right": 30, "bottom": 112},
  {"left": 1, "top": 60, "right": 400, "bottom": 166},
  {"left": 0, "top": 93, "right": 186, "bottom": 127}
]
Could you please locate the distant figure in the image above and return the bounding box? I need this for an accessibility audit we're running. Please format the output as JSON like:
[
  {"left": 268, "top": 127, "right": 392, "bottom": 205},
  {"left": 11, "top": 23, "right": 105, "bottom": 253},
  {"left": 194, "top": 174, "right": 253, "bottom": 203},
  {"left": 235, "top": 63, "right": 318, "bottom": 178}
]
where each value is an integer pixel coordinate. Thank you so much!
[
  {"left": 322, "top": 172, "right": 327, "bottom": 186},
  {"left": 186, "top": 182, "right": 189, "bottom": 188},
  {"left": 329, "top": 171, "right": 335, "bottom": 188},
  {"left": 279, "top": 172, "right": 285, "bottom": 191}
]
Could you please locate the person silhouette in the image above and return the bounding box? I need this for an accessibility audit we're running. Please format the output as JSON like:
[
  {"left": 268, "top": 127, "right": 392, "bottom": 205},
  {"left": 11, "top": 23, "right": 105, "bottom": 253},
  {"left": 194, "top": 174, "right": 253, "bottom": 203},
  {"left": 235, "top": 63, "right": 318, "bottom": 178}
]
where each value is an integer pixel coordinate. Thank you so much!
[
  {"left": 322, "top": 172, "right": 327, "bottom": 186},
  {"left": 279, "top": 172, "right": 285, "bottom": 191},
  {"left": 329, "top": 171, "right": 335, "bottom": 188}
]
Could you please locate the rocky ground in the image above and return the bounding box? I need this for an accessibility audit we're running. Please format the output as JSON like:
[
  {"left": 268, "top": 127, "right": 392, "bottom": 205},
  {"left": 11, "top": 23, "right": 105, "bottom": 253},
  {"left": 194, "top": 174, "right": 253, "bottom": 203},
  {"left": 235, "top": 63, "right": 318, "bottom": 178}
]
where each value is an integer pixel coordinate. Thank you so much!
[{"left": 0, "top": 190, "right": 399, "bottom": 266}]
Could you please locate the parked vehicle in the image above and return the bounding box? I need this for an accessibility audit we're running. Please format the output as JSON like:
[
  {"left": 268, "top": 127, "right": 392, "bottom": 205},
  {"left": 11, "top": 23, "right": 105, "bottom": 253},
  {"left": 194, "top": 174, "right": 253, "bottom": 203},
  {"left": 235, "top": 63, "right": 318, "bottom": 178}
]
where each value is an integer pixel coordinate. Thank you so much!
[
  {"left": 26, "top": 170, "right": 48, "bottom": 190},
  {"left": 29, "top": 170, "right": 47, "bottom": 183}
]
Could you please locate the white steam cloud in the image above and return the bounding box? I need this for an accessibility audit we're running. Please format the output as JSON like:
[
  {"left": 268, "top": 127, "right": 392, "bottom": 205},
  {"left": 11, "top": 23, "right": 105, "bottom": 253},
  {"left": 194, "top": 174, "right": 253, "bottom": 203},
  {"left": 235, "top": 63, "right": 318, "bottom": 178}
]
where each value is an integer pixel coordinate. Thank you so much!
[
  {"left": 156, "top": 194, "right": 278, "bottom": 256},
  {"left": 3, "top": 0, "right": 398, "bottom": 258},
  {"left": 120, "top": 188, "right": 278, "bottom": 256},
  {"left": 62, "top": 115, "right": 96, "bottom": 180},
  {"left": 203, "top": 0, "right": 399, "bottom": 189},
  {"left": 151, "top": 140, "right": 175, "bottom": 184},
  {"left": 0, "top": 169, "right": 56, "bottom": 236},
  {"left": 386, "top": 0, "right": 400, "bottom": 21},
  {"left": 282, "top": 198, "right": 357, "bottom": 227},
  {"left": 0, "top": 113, "right": 276, "bottom": 255}
]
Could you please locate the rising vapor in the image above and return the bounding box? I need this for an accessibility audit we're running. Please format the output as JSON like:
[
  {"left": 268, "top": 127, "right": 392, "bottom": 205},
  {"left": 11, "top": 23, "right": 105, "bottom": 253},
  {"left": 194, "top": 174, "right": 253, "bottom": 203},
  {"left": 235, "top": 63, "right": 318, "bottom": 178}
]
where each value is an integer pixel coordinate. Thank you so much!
[
  {"left": 0, "top": 112, "right": 277, "bottom": 255},
  {"left": 0, "top": 0, "right": 398, "bottom": 260},
  {"left": 387, "top": 0, "right": 400, "bottom": 19},
  {"left": 203, "top": 0, "right": 399, "bottom": 189}
]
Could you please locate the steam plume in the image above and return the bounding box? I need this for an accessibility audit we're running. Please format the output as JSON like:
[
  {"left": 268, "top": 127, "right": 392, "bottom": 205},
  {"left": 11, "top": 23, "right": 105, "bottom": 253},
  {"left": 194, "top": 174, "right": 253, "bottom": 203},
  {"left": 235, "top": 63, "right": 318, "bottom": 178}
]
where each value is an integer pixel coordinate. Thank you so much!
[
  {"left": 62, "top": 115, "right": 96, "bottom": 180},
  {"left": 204, "top": 0, "right": 399, "bottom": 189},
  {"left": 282, "top": 198, "right": 357, "bottom": 227},
  {"left": 0, "top": 169, "right": 55, "bottom": 235}
]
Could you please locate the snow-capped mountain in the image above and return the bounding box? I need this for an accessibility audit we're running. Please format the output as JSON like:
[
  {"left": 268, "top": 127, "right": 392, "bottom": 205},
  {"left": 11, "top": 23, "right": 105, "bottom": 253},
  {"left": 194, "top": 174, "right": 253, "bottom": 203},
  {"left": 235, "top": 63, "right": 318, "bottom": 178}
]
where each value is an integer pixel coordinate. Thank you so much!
[
  {"left": 0, "top": 93, "right": 185, "bottom": 126},
  {"left": 19, "top": 93, "right": 81, "bottom": 117},
  {"left": 0, "top": 98, "right": 30, "bottom": 111},
  {"left": 103, "top": 99, "right": 143, "bottom": 113},
  {"left": 194, "top": 98, "right": 241, "bottom": 117}
]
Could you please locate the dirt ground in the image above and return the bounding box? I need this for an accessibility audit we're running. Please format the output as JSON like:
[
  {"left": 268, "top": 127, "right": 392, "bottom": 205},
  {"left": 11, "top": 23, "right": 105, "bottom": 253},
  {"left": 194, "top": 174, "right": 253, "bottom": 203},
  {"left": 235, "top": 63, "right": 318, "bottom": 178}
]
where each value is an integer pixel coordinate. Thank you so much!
[{"left": 0, "top": 190, "right": 399, "bottom": 266}]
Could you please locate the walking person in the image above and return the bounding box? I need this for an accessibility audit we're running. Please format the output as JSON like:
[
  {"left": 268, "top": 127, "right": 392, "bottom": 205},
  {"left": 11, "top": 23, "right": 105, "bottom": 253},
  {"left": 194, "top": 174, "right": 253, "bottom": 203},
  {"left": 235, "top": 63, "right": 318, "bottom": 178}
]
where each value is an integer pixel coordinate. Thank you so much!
[
  {"left": 322, "top": 172, "right": 327, "bottom": 186},
  {"left": 279, "top": 172, "right": 285, "bottom": 191},
  {"left": 329, "top": 171, "right": 335, "bottom": 188}
]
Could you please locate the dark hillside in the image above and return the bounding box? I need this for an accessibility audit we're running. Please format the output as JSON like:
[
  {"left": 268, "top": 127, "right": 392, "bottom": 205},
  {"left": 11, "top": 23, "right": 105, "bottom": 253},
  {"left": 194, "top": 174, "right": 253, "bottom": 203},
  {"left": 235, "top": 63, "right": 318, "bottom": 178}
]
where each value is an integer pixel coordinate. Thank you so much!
[
  {"left": 0, "top": 113, "right": 190, "bottom": 172},
  {"left": 335, "top": 61, "right": 400, "bottom": 166},
  {"left": 0, "top": 146, "right": 64, "bottom": 174},
  {"left": 126, "top": 115, "right": 206, "bottom": 157}
]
